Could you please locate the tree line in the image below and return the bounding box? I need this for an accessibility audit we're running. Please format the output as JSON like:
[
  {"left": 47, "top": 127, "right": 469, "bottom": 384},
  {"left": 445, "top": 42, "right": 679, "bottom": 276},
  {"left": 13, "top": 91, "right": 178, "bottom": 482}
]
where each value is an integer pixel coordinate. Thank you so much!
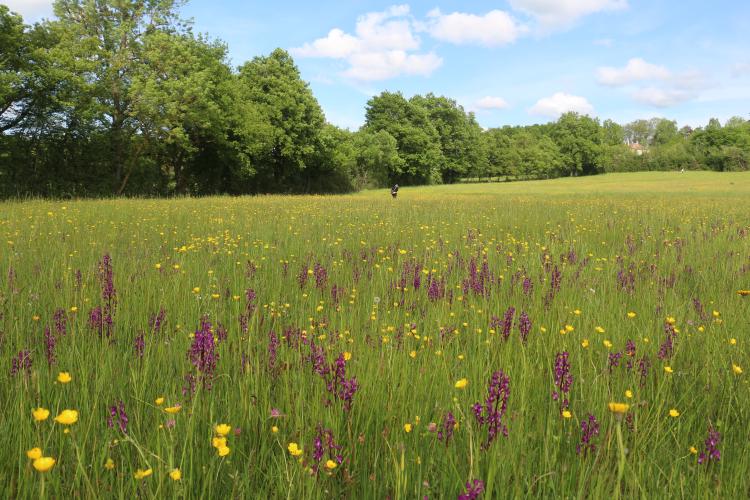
[{"left": 2, "top": 1, "right": 749, "bottom": 198}]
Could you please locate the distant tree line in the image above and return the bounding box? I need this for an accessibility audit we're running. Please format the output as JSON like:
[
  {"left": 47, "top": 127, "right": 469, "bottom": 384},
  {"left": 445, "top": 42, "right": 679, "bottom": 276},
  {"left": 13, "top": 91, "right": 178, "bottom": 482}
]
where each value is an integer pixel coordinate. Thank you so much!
[{"left": 2, "top": 1, "right": 749, "bottom": 198}]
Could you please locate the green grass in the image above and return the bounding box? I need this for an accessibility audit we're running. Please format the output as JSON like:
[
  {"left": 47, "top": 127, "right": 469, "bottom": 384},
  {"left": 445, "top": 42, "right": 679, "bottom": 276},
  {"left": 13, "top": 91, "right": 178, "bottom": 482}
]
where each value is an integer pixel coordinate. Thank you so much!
[{"left": 1, "top": 171, "right": 749, "bottom": 498}]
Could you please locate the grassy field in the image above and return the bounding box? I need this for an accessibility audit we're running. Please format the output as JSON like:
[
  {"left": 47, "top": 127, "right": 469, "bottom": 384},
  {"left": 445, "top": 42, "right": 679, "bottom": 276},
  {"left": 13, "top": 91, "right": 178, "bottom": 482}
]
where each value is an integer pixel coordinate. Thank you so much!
[{"left": 1, "top": 171, "right": 749, "bottom": 498}]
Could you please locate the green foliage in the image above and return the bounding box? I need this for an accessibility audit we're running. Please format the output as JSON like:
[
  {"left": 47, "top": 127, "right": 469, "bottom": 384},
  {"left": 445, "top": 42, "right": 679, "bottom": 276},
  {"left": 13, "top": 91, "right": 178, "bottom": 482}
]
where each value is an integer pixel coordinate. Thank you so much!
[
  {"left": 1, "top": 2, "right": 749, "bottom": 197},
  {"left": 364, "top": 91, "right": 444, "bottom": 185}
]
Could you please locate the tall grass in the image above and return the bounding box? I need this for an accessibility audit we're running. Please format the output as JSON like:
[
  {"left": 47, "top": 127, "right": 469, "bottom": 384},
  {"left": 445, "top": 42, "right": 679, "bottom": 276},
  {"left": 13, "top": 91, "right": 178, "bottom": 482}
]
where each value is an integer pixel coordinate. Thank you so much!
[{"left": 1, "top": 172, "right": 749, "bottom": 498}]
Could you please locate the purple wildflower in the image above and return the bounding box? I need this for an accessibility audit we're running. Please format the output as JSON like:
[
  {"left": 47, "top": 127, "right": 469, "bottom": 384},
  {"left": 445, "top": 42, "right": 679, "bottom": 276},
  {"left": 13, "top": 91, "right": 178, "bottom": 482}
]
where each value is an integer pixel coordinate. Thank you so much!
[
  {"left": 501, "top": 307, "right": 515, "bottom": 341},
  {"left": 657, "top": 322, "right": 677, "bottom": 360},
  {"left": 472, "top": 370, "right": 511, "bottom": 449},
  {"left": 438, "top": 411, "right": 457, "bottom": 446},
  {"left": 311, "top": 424, "right": 343, "bottom": 474},
  {"left": 297, "top": 265, "right": 309, "bottom": 288},
  {"left": 638, "top": 356, "right": 651, "bottom": 387},
  {"left": 458, "top": 479, "right": 485, "bottom": 500},
  {"left": 44, "top": 326, "right": 56, "bottom": 367},
  {"left": 576, "top": 414, "right": 600, "bottom": 456},
  {"left": 53, "top": 308, "right": 67, "bottom": 336},
  {"left": 314, "top": 264, "right": 328, "bottom": 289},
  {"left": 134, "top": 332, "right": 145, "bottom": 358},
  {"left": 107, "top": 400, "right": 128, "bottom": 433},
  {"left": 245, "top": 289, "right": 257, "bottom": 316},
  {"left": 148, "top": 308, "right": 166, "bottom": 334},
  {"left": 88, "top": 306, "right": 103, "bottom": 337},
  {"left": 10, "top": 349, "right": 32, "bottom": 377},
  {"left": 608, "top": 352, "right": 623, "bottom": 373},
  {"left": 518, "top": 311, "right": 532, "bottom": 344},
  {"left": 552, "top": 352, "right": 573, "bottom": 411},
  {"left": 186, "top": 316, "right": 218, "bottom": 391},
  {"left": 268, "top": 330, "right": 279, "bottom": 373},
  {"left": 698, "top": 426, "right": 721, "bottom": 465},
  {"left": 522, "top": 277, "right": 533, "bottom": 296}
]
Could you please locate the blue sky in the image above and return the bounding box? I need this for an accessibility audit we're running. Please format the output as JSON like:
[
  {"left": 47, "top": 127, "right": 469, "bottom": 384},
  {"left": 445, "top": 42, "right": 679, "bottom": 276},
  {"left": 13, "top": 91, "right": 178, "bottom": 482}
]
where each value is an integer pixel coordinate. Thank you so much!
[{"left": 8, "top": 0, "right": 750, "bottom": 130}]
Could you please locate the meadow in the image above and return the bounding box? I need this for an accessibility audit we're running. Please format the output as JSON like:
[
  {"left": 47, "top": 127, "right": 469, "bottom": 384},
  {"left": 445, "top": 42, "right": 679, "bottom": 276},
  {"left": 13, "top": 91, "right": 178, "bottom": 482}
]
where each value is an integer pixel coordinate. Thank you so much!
[{"left": 2, "top": 171, "right": 749, "bottom": 498}]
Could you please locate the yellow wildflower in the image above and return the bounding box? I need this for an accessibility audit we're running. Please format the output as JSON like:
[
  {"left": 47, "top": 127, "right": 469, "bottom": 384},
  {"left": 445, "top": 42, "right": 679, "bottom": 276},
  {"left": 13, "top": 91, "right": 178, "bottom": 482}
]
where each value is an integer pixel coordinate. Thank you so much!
[
  {"left": 732, "top": 363, "right": 743, "bottom": 375},
  {"left": 325, "top": 459, "right": 337, "bottom": 470},
  {"left": 26, "top": 447, "right": 43, "bottom": 460},
  {"left": 664, "top": 366, "right": 673, "bottom": 374},
  {"left": 170, "top": 468, "right": 182, "bottom": 481},
  {"left": 212, "top": 436, "right": 227, "bottom": 449},
  {"left": 217, "top": 446, "right": 230, "bottom": 457},
  {"left": 54, "top": 409, "right": 78, "bottom": 425},
  {"left": 343, "top": 351, "right": 352, "bottom": 361},
  {"left": 627, "top": 312, "right": 636, "bottom": 318},
  {"left": 155, "top": 397, "right": 165, "bottom": 406},
  {"left": 215, "top": 423, "right": 231, "bottom": 437},
  {"left": 625, "top": 390, "right": 633, "bottom": 399},
  {"left": 562, "top": 410, "right": 572, "bottom": 419},
  {"left": 32, "top": 407, "right": 50, "bottom": 422},
  {"left": 164, "top": 405, "right": 182, "bottom": 414},
  {"left": 454, "top": 378, "right": 468, "bottom": 389},
  {"left": 57, "top": 372, "right": 72, "bottom": 384},
  {"left": 134, "top": 468, "right": 153, "bottom": 480},
  {"left": 105, "top": 458, "right": 115, "bottom": 470},
  {"left": 287, "top": 442, "right": 303, "bottom": 457},
  {"left": 669, "top": 409, "right": 680, "bottom": 417},
  {"left": 608, "top": 402, "right": 630, "bottom": 414},
  {"left": 404, "top": 423, "right": 412, "bottom": 433},
  {"left": 33, "top": 457, "right": 56, "bottom": 472}
]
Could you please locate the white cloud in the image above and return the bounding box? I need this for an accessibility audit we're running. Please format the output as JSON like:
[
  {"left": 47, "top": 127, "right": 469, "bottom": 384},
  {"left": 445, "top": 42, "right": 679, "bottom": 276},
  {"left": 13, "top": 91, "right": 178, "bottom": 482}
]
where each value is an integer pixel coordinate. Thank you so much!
[
  {"left": 426, "top": 9, "right": 528, "bottom": 47},
  {"left": 631, "top": 87, "right": 693, "bottom": 107},
  {"left": 509, "top": 0, "right": 627, "bottom": 28},
  {"left": 597, "top": 58, "right": 671, "bottom": 86},
  {"left": 342, "top": 51, "right": 442, "bottom": 80},
  {"left": 291, "top": 4, "right": 442, "bottom": 81},
  {"left": 529, "top": 92, "right": 594, "bottom": 117},
  {"left": 474, "top": 96, "right": 510, "bottom": 110},
  {"left": 292, "top": 29, "right": 361, "bottom": 59},
  {"left": 3, "top": 0, "right": 54, "bottom": 21},
  {"left": 597, "top": 59, "right": 711, "bottom": 107}
]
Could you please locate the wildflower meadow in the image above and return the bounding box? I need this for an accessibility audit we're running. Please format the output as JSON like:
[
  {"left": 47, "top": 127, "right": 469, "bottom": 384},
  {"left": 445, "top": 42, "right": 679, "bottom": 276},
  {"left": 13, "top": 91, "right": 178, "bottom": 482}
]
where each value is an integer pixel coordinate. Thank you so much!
[{"left": 2, "top": 171, "right": 750, "bottom": 498}]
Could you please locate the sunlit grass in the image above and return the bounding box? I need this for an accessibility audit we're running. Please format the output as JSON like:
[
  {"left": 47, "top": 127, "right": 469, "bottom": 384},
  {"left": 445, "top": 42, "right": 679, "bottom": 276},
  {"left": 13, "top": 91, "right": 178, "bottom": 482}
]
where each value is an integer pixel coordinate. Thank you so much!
[{"left": 1, "top": 172, "right": 749, "bottom": 498}]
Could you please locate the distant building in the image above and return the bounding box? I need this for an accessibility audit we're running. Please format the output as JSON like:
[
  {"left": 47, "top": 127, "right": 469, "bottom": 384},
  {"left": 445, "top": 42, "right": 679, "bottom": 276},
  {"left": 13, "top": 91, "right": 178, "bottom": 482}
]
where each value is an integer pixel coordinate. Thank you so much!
[{"left": 628, "top": 143, "right": 646, "bottom": 156}]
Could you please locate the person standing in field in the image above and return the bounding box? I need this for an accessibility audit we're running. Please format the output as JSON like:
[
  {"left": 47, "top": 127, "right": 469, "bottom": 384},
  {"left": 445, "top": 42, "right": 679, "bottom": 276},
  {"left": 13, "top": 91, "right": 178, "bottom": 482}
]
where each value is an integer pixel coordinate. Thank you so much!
[{"left": 391, "top": 184, "right": 399, "bottom": 199}]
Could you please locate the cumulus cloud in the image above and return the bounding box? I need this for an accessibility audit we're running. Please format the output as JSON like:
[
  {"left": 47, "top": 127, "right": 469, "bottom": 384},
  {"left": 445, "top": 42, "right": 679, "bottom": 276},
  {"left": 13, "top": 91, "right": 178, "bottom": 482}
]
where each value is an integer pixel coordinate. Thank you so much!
[
  {"left": 342, "top": 51, "right": 442, "bottom": 81},
  {"left": 597, "top": 58, "right": 711, "bottom": 107},
  {"left": 631, "top": 87, "right": 693, "bottom": 107},
  {"left": 597, "top": 58, "right": 671, "bottom": 86},
  {"left": 291, "top": 4, "right": 441, "bottom": 81},
  {"left": 529, "top": 92, "right": 594, "bottom": 117},
  {"left": 425, "top": 9, "right": 528, "bottom": 47},
  {"left": 3, "top": 0, "right": 54, "bottom": 21},
  {"left": 474, "top": 96, "right": 510, "bottom": 110},
  {"left": 508, "top": 0, "right": 627, "bottom": 28}
]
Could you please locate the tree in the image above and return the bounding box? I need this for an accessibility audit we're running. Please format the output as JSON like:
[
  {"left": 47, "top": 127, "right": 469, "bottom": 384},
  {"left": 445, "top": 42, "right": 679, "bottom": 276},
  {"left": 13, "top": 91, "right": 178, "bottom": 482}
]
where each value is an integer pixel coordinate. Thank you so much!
[
  {"left": 364, "top": 91, "right": 443, "bottom": 185},
  {"left": 410, "top": 93, "right": 486, "bottom": 183},
  {"left": 624, "top": 119, "right": 652, "bottom": 145},
  {"left": 652, "top": 118, "right": 679, "bottom": 145},
  {"left": 550, "top": 112, "right": 602, "bottom": 176},
  {"left": 237, "top": 49, "right": 326, "bottom": 193}
]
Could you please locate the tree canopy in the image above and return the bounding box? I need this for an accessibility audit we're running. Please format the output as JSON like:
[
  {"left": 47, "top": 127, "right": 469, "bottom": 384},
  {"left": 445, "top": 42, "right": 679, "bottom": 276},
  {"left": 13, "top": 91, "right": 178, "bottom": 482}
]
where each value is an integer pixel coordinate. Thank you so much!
[{"left": 1, "top": 1, "right": 749, "bottom": 198}]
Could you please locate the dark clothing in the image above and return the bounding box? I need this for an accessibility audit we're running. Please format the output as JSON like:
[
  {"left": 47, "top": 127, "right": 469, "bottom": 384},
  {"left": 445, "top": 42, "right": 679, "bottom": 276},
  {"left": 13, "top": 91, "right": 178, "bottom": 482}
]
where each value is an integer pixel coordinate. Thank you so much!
[{"left": 391, "top": 185, "right": 399, "bottom": 198}]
